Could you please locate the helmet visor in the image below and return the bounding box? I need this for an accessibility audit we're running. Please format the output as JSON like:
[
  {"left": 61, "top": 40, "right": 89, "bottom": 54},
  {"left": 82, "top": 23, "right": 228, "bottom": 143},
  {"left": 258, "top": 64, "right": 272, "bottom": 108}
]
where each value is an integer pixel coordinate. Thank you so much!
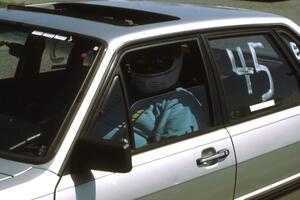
[
  {"left": 129, "top": 46, "right": 179, "bottom": 74},
  {"left": 131, "top": 56, "right": 173, "bottom": 74}
]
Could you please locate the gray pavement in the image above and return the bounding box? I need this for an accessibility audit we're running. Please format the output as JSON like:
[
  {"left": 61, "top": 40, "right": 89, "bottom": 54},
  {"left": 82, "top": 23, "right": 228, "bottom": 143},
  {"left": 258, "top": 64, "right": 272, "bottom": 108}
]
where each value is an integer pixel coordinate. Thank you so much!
[
  {"left": 162, "top": 0, "right": 300, "bottom": 25},
  {"left": 2, "top": 0, "right": 300, "bottom": 25}
]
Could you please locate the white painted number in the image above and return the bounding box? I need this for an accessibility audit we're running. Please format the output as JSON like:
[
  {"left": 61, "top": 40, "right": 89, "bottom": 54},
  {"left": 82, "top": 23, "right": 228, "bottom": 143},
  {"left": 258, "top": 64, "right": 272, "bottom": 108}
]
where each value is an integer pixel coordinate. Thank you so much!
[
  {"left": 226, "top": 47, "right": 254, "bottom": 95},
  {"left": 226, "top": 42, "right": 274, "bottom": 102}
]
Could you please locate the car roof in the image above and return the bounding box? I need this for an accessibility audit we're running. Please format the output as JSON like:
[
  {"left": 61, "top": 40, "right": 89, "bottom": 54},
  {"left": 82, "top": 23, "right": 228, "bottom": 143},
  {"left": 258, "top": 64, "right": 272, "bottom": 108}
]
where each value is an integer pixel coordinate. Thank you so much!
[{"left": 0, "top": 0, "right": 299, "bottom": 45}]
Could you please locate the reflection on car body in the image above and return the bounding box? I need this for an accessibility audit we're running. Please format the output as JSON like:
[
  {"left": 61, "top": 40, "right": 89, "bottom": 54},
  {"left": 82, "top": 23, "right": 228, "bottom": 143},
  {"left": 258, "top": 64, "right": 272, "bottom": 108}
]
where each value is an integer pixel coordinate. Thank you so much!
[{"left": 0, "top": 1, "right": 299, "bottom": 200}]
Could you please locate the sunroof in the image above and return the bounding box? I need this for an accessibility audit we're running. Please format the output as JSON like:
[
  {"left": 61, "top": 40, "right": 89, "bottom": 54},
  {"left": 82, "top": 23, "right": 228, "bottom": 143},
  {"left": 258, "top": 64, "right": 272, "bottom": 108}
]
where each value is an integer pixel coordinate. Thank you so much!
[{"left": 7, "top": 3, "right": 180, "bottom": 26}]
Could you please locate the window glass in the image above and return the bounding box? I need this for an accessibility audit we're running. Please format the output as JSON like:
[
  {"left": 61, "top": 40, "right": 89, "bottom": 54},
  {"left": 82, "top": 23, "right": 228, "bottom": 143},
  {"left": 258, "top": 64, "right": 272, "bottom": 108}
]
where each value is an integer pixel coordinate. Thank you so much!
[
  {"left": 89, "top": 77, "right": 129, "bottom": 144},
  {"left": 120, "top": 40, "right": 213, "bottom": 149},
  {"left": 209, "top": 34, "right": 300, "bottom": 120},
  {"left": 0, "top": 24, "right": 101, "bottom": 159},
  {"left": 0, "top": 31, "right": 26, "bottom": 79},
  {"left": 40, "top": 39, "right": 73, "bottom": 73},
  {"left": 279, "top": 33, "right": 300, "bottom": 64},
  {"left": 40, "top": 38, "right": 98, "bottom": 73}
]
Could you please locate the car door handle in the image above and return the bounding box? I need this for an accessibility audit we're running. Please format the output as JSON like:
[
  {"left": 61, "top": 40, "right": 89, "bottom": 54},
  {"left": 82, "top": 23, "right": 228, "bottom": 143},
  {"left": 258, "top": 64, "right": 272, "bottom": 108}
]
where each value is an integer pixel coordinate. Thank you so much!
[{"left": 196, "top": 149, "right": 230, "bottom": 167}]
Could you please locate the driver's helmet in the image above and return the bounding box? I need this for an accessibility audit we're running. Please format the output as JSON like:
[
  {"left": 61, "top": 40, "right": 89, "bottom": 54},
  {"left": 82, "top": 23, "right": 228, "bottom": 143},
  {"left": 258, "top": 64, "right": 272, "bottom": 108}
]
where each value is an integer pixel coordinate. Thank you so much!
[{"left": 130, "top": 45, "right": 183, "bottom": 95}]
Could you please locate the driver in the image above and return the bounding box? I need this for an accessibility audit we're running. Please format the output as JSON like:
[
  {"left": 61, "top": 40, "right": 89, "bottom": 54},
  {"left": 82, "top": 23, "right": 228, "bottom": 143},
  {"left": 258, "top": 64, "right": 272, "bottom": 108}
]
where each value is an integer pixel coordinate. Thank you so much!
[{"left": 124, "top": 45, "right": 202, "bottom": 148}]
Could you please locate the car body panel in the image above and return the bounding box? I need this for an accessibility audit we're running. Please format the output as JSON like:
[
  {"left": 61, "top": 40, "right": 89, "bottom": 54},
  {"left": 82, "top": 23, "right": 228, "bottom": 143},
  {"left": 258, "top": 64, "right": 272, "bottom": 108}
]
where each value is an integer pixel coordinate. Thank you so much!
[
  {"left": 56, "top": 129, "right": 236, "bottom": 200},
  {"left": 35, "top": 15, "right": 300, "bottom": 176},
  {"left": 0, "top": 1, "right": 298, "bottom": 199},
  {"left": 228, "top": 106, "right": 300, "bottom": 199},
  {"left": 0, "top": 167, "right": 58, "bottom": 199},
  {"left": 0, "top": 158, "right": 32, "bottom": 177}
]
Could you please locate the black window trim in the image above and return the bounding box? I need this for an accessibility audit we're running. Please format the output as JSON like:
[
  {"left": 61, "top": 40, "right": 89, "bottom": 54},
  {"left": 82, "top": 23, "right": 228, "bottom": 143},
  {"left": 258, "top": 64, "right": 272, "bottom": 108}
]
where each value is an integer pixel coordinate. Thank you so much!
[
  {"left": 202, "top": 26, "right": 300, "bottom": 126},
  {"left": 198, "top": 35, "right": 224, "bottom": 126},
  {"left": 121, "top": 36, "right": 223, "bottom": 154},
  {"left": 61, "top": 54, "right": 129, "bottom": 175},
  {"left": 200, "top": 34, "right": 228, "bottom": 125},
  {"left": 274, "top": 27, "right": 300, "bottom": 71}
]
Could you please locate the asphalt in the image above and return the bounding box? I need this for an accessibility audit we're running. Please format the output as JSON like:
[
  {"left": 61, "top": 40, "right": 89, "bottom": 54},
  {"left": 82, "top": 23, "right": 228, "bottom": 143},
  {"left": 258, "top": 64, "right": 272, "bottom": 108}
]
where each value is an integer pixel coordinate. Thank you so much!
[
  {"left": 162, "top": 0, "right": 300, "bottom": 25},
  {"left": 3, "top": 0, "right": 300, "bottom": 25}
]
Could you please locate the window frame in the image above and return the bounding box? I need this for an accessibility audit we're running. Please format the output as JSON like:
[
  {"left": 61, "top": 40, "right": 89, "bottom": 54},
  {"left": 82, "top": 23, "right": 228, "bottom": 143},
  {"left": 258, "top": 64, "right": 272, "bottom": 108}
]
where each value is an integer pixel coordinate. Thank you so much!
[
  {"left": 79, "top": 34, "right": 222, "bottom": 156},
  {"left": 89, "top": 75, "right": 132, "bottom": 145},
  {"left": 203, "top": 26, "right": 300, "bottom": 126},
  {"left": 275, "top": 27, "right": 300, "bottom": 70},
  {"left": 113, "top": 36, "right": 222, "bottom": 154}
]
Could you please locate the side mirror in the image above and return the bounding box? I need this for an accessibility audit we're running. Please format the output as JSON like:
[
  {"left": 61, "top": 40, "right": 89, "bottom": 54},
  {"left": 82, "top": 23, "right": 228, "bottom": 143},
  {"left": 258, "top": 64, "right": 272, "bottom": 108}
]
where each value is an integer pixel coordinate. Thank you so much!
[{"left": 70, "top": 137, "right": 132, "bottom": 173}]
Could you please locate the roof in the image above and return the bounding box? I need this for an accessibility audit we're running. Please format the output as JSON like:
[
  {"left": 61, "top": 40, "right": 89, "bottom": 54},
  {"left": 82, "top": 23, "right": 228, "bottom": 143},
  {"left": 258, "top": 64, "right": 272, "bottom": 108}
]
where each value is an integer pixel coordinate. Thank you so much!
[{"left": 0, "top": 1, "right": 299, "bottom": 45}]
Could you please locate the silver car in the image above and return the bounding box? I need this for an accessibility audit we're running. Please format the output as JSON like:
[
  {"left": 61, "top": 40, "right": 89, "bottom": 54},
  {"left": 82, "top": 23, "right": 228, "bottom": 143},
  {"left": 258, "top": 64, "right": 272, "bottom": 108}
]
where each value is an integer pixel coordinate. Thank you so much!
[{"left": 0, "top": 1, "right": 299, "bottom": 199}]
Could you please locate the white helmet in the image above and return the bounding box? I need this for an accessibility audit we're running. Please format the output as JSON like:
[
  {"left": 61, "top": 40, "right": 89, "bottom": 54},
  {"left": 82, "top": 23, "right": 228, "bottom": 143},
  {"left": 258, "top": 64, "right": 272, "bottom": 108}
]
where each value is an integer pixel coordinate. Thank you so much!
[{"left": 130, "top": 47, "right": 183, "bottom": 94}]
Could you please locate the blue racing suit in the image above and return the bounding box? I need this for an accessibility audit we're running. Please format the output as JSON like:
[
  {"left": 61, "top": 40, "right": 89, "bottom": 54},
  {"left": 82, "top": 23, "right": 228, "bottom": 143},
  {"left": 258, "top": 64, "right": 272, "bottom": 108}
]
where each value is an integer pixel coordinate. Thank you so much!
[
  {"left": 128, "top": 88, "right": 201, "bottom": 148},
  {"left": 97, "top": 87, "right": 202, "bottom": 148}
]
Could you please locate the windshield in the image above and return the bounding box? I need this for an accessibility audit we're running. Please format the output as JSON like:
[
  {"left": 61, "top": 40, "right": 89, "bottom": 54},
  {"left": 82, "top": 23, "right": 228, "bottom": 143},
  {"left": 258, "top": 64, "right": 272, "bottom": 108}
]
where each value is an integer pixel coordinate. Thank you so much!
[{"left": 0, "top": 23, "right": 101, "bottom": 159}]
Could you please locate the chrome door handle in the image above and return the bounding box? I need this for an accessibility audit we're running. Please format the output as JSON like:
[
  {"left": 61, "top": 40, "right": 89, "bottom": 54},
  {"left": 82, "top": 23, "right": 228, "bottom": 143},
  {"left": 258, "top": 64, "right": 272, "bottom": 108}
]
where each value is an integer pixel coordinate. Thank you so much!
[{"left": 196, "top": 149, "right": 230, "bottom": 167}]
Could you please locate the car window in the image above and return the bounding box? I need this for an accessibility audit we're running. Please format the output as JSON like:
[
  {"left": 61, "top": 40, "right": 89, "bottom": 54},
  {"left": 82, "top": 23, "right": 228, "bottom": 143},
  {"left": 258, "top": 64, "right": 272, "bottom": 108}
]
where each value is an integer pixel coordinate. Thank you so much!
[
  {"left": 0, "top": 31, "right": 27, "bottom": 79},
  {"left": 0, "top": 24, "right": 101, "bottom": 159},
  {"left": 279, "top": 32, "right": 300, "bottom": 64},
  {"left": 119, "top": 40, "right": 213, "bottom": 149},
  {"left": 40, "top": 39, "right": 73, "bottom": 73},
  {"left": 89, "top": 77, "right": 130, "bottom": 145},
  {"left": 208, "top": 34, "right": 300, "bottom": 121}
]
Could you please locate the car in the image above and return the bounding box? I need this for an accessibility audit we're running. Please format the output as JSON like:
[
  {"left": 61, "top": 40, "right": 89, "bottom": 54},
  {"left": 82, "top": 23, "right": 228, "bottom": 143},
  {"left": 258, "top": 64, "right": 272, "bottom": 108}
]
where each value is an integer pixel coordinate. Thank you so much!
[{"left": 0, "top": 0, "right": 299, "bottom": 199}]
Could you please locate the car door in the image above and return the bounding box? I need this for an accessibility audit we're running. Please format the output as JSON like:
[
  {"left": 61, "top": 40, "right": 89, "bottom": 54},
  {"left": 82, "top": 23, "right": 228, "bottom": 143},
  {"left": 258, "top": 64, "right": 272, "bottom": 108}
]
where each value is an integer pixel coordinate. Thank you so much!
[
  {"left": 55, "top": 38, "right": 236, "bottom": 200},
  {"left": 205, "top": 28, "right": 300, "bottom": 199}
]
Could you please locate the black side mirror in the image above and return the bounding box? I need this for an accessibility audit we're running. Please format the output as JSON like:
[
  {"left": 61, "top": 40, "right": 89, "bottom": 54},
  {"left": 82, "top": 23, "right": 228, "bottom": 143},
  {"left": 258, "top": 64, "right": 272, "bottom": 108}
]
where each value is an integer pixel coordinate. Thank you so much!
[{"left": 71, "top": 137, "right": 132, "bottom": 173}]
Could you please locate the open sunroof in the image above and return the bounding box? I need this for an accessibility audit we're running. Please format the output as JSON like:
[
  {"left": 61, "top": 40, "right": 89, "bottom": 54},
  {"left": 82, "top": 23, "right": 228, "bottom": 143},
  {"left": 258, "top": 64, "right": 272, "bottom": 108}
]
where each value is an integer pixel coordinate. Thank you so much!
[{"left": 7, "top": 3, "right": 180, "bottom": 27}]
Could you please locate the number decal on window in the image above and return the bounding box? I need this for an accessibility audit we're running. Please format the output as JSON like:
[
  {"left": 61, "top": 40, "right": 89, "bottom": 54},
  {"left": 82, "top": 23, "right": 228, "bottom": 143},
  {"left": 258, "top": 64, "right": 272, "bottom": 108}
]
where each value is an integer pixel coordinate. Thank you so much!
[
  {"left": 226, "top": 42, "right": 274, "bottom": 102},
  {"left": 248, "top": 42, "right": 274, "bottom": 102},
  {"left": 226, "top": 47, "right": 254, "bottom": 95},
  {"left": 289, "top": 42, "right": 300, "bottom": 61}
]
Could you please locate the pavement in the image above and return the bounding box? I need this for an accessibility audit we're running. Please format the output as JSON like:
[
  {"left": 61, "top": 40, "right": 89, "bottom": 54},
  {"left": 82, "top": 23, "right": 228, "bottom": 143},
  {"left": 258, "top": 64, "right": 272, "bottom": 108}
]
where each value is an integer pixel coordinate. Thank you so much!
[
  {"left": 162, "top": 0, "right": 300, "bottom": 25},
  {"left": 2, "top": 0, "right": 300, "bottom": 25}
]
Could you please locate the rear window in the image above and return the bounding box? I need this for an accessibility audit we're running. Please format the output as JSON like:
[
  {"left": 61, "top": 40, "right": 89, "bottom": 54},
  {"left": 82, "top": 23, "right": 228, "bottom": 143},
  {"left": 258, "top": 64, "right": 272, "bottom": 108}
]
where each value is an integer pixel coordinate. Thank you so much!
[{"left": 208, "top": 34, "right": 300, "bottom": 120}]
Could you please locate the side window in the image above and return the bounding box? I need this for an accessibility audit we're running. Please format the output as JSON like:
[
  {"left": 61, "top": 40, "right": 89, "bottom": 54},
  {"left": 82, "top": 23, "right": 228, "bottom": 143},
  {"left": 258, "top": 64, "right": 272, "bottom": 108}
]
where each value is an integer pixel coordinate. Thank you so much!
[
  {"left": 120, "top": 40, "right": 213, "bottom": 149},
  {"left": 0, "top": 31, "right": 27, "bottom": 79},
  {"left": 279, "top": 32, "right": 300, "bottom": 64},
  {"left": 208, "top": 34, "right": 300, "bottom": 120},
  {"left": 89, "top": 77, "right": 129, "bottom": 144}
]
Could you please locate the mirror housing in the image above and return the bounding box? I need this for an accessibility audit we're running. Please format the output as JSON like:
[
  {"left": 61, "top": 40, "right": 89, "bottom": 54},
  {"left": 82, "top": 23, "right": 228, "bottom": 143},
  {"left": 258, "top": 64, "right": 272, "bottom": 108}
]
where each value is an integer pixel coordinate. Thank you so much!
[{"left": 70, "top": 137, "right": 132, "bottom": 173}]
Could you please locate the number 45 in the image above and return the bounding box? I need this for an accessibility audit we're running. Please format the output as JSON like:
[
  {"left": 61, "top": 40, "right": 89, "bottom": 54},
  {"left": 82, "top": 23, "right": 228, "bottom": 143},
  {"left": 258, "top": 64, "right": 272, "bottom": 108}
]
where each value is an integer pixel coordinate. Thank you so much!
[{"left": 226, "top": 42, "right": 274, "bottom": 102}]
